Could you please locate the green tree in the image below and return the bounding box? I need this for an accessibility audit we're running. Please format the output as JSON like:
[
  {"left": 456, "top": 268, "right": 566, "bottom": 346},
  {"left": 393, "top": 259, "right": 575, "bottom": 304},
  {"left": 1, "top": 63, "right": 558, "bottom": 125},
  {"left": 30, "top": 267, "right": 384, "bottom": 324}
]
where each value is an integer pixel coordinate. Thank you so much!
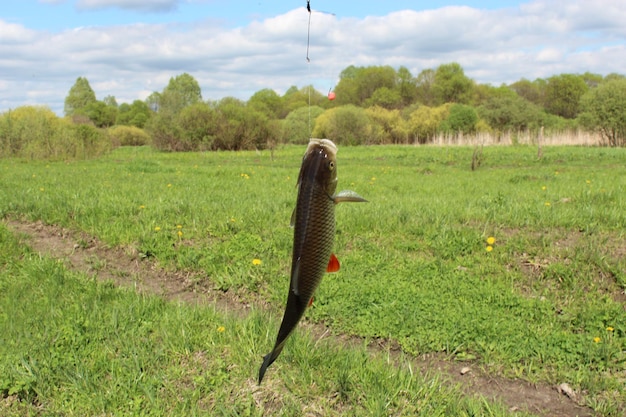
[
  {"left": 334, "top": 65, "right": 397, "bottom": 106},
  {"left": 580, "top": 72, "right": 603, "bottom": 88},
  {"left": 78, "top": 100, "right": 117, "bottom": 128},
  {"left": 472, "top": 84, "right": 516, "bottom": 106},
  {"left": 0, "top": 105, "right": 110, "bottom": 159},
  {"left": 64, "top": 77, "right": 97, "bottom": 117},
  {"left": 365, "top": 87, "right": 402, "bottom": 109},
  {"left": 248, "top": 88, "right": 283, "bottom": 119},
  {"left": 478, "top": 95, "right": 544, "bottom": 133},
  {"left": 415, "top": 68, "right": 436, "bottom": 106},
  {"left": 103, "top": 95, "right": 118, "bottom": 108},
  {"left": 432, "top": 63, "right": 474, "bottom": 105},
  {"left": 145, "top": 92, "right": 161, "bottom": 112},
  {"left": 281, "top": 105, "right": 325, "bottom": 144},
  {"left": 177, "top": 102, "right": 219, "bottom": 150},
  {"left": 365, "top": 106, "right": 409, "bottom": 144},
  {"left": 312, "top": 105, "right": 371, "bottom": 145},
  {"left": 160, "top": 73, "right": 202, "bottom": 115},
  {"left": 544, "top": 74, "right": 588, "bottom": 119},
  {"left": 282, "top": 85, "right": 326, "bottom": 114},
  {"left": 396, "top": 66, "right": 417, "bottom": 106},
  {"left": 580, "top": 78, "right": 626, "bottom": 146},
  {"left": 509, "top": 78, "right": 546, "bottom": 107},
  {"left": 212, "top": 98, "right": 273, "bottom": 150},
  {"left": 440, "top": 104, "right": 478, "bottom": 134},
  {"left": 116, "top": 100, "right": 152, "bottom": 128},
  {"left": 407, "top": 104, "right": 451, "bottom": 143}
]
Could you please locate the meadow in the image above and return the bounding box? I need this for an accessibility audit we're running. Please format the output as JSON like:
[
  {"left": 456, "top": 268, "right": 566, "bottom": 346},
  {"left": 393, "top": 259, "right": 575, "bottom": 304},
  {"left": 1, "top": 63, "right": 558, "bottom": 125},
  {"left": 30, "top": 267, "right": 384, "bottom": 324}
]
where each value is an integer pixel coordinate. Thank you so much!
[{"left": 1, "top": 144, "right": 625, "bottom": 416}]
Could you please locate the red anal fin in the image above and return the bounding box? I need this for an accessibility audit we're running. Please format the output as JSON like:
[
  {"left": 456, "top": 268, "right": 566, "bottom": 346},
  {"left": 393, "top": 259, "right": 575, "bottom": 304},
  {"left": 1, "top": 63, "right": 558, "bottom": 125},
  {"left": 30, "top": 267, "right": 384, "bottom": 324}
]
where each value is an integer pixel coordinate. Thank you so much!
[
  {"left": 308, "top": 297, "right": 314, "bottom": 307},
  {"left": 326, "top": 253, "right": 340, "bottom": 273}
]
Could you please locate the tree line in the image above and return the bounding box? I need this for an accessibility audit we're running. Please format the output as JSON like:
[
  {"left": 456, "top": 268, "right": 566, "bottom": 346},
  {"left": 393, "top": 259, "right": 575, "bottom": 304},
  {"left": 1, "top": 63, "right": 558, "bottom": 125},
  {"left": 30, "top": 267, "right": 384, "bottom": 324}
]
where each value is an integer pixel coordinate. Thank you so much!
[{"left": 2, "top": 62, "right": 626, "bottom": 158}]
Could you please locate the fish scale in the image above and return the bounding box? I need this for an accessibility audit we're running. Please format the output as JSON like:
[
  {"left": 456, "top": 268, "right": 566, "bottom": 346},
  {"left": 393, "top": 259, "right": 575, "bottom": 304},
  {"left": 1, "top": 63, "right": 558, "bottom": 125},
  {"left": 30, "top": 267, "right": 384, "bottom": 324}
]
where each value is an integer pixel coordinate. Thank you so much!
[
  {"left": 291, "top": 178, "right": 336, "bottom": 303},
  {"left": 258, "top": 139, "right": 367, "bottom": 384}
]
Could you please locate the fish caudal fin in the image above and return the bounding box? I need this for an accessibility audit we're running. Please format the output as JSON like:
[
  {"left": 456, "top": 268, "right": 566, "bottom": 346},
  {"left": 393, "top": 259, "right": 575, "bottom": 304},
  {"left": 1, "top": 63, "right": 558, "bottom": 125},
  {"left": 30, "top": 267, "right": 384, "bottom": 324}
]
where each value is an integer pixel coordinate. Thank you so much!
[
  {"left": 258, "top": 352, "right": 273, "bottom": 384},
  {"left": 258, "top": 344, "right": 285, "bottom": 384},
  {"left": 326, "top": 253, "right": 340, "bottom": 272}
]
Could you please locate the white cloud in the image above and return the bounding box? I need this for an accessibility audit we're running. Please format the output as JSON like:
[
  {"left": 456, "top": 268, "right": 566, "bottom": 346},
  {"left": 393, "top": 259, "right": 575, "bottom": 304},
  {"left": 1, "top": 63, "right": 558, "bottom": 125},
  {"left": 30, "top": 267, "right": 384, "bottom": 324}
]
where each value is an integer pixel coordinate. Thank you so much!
[
  {"left": 2, "top": 0, "right": 626, "bottom": 115},
  {"left": 76, "top": 0, "right": 181, "bottom": 12}
]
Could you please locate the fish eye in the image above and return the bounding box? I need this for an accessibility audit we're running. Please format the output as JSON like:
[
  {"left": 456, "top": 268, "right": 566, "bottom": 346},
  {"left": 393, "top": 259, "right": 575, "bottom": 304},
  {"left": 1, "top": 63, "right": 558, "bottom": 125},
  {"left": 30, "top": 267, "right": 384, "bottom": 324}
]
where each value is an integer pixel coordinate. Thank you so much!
[{"left": 328, "top": 160, "right": 335, "bottom": 171}]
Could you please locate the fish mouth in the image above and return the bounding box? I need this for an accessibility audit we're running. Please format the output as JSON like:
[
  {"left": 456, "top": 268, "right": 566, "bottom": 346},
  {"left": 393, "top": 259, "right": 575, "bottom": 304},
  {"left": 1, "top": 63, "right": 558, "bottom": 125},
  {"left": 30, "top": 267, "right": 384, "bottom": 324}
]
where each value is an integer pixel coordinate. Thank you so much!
[{"left": 307, "top": 138, "right": 337, "bottom": 157}]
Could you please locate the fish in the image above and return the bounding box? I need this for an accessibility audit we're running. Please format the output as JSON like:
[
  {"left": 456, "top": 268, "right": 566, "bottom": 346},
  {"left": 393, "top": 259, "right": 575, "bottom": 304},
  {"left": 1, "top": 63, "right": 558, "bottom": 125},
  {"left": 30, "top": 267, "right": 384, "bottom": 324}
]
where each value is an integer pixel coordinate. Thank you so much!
[{"left": 258, "top": 138, "right": 367, "bottom": 384}]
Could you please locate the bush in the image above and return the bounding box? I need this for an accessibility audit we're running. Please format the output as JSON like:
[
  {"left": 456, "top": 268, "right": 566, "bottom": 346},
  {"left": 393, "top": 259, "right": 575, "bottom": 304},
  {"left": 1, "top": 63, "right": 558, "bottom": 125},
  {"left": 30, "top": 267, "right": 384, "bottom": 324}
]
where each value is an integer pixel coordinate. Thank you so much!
[
  {"left": 407, "top": 104, "right": 451, "bottom": 143},
  {"left": 312, "top": 105, "right": 372, "bottom": 145},
  {"left": 281, "top": 106, "right": 324, "bottom": 145},
  {"left": 365, "top": 106, "right": 409, "bottom": 144},
  {"left": 108, "top": 125, "right": 151, "bottom": 147},
  {"left": 147, "top": 99, "right": 276, "bottom": 152},
  {"left": 579, "top": 78, "right": 626, "bottom": 146},
  {"left": 0, "top": 106, "right": 111, "bottom": 160},
  {"left": 439, "top": 104, "right": 478, "bottom": 135}
]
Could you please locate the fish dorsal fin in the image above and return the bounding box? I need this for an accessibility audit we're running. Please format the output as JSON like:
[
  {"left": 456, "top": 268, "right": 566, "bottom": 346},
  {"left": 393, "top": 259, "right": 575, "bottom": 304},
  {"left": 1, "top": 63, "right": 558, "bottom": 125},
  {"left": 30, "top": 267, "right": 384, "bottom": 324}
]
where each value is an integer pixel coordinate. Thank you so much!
[
  {"left": 326, "top": 253, "right": 340, "bottom": 273},
  {"left": 333, "top": 190, "right": 368, "bottom": 204}
]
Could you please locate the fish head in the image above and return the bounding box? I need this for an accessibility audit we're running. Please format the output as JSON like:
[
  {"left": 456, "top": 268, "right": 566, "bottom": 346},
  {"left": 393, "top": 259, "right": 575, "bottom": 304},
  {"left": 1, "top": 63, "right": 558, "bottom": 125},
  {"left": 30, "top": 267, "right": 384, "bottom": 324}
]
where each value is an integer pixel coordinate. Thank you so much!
[{"left": 299, "top": 138, "right": 338, "bottom": 195}]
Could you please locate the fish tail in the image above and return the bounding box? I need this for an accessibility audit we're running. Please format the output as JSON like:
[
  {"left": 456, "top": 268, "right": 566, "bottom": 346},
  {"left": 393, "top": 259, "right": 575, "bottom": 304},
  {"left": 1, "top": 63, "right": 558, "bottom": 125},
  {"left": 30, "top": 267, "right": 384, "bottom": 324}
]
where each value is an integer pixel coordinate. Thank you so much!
[
  {"left": 258, "top": 344, "right": 284, "bottom": 384},
  {"left": 258, "top": 352, "right": 273, "bottom": 384}
]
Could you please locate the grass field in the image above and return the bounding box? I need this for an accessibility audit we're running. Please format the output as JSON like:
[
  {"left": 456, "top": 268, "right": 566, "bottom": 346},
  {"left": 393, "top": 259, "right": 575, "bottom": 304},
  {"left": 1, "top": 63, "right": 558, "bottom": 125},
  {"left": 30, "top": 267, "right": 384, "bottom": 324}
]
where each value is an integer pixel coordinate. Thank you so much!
[{"left": 1, "top": 144, "right": 625, "bottom": 416}]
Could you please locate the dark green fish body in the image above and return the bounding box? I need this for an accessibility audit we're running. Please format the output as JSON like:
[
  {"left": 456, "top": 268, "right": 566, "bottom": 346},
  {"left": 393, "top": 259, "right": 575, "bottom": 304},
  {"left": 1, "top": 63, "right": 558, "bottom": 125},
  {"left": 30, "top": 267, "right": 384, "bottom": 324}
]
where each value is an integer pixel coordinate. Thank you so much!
[{"left": 258, "top": 138, "right": 366, "bottom": 384}]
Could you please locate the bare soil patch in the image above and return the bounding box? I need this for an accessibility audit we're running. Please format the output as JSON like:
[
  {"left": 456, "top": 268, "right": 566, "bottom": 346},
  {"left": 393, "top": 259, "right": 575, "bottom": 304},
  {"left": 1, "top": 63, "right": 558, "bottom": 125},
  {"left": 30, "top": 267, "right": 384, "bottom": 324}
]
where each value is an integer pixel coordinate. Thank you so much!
[{"left": 6, "top": 219, "right": 593, "bottom": 417}]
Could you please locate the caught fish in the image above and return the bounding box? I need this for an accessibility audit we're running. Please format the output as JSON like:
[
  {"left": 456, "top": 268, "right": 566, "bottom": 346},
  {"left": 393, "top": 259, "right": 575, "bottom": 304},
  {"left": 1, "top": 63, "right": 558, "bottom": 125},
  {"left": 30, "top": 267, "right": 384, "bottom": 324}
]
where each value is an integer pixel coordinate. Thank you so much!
[{"left": 258, "top": 138, "right": 367, "bottom": 384}]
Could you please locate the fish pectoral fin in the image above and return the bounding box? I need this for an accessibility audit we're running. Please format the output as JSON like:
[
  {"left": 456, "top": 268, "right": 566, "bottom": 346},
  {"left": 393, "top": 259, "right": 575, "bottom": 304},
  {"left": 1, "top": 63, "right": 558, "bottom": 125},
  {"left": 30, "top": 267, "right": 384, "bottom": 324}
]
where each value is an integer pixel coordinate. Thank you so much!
[
  {"left": 291, "top": 258, "right": 301, "bottom": 296},
  {"left": 333, "top": 190, "right": 368, "bottom": 204},
  {"left": 326, "top": 253, "right": 340, "bottom": 273},
  {"left": 289, "top": 207, "right": 296, "bottom": 227}
]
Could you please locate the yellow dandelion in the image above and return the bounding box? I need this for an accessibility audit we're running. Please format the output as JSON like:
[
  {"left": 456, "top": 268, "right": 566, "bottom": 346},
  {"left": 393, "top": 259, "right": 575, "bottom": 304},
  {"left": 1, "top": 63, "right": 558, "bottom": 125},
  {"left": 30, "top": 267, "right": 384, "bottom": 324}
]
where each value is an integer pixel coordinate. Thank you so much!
[
  {"left": 177, "top": 231, "right": 183, "bottom": 237},
  {"left": 39, "top": 187, "right": 44, "bottom": 192},
  {"left": 154, "top": 226, "right": 161, "bottom": 232},
  {"left": 586, "top": 179, "right": 591, "bottom": 184},
  {"left": 167, "top": 183, "right": 172, "bottom": 187},
  {"left": 541, "top": 186, "right": 547, "bottom": 191},
  {"left": 606, "top": 327, "right": 614, "bottom": 332},
  {"left": 252, "top": 258, "right": 262, "bottom": 266},
  {"left": 486, "top": 245, "right": 493, "bottom": 252},
  {"left": 371, "top": 177, "right": 376, "bottom": 181},
  {"left": 217, "top": 326, "right": 225, "bottom": 333},
  {"left": 32, "top": 174, "right": 36, "bottom": 178},
  {"left": 176, "top": 224, "right": 183, "bottom": 229},
  {"left": 486, "top": 236, "right": 496, "bottom": 245},
  {"left": 544, "top": 202, "right": 551, "bottom": 207},
  {"left": 230, "top": 217, "right": 236, "bottom": 223},
  {"left": 593, "top": 337, "right": 601, "bottom": 343}
]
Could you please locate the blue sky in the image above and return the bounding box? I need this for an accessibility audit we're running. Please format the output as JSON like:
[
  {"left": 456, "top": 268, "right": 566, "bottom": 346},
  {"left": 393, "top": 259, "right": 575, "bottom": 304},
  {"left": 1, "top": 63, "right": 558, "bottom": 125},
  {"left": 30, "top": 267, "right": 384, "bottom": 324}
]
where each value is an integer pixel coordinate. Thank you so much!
[
  {"left": 6, "top": 1, "right": 520, "bottom": 30},
  {"left": 1, "top": 0, "right": 625, "bottom": 114}
]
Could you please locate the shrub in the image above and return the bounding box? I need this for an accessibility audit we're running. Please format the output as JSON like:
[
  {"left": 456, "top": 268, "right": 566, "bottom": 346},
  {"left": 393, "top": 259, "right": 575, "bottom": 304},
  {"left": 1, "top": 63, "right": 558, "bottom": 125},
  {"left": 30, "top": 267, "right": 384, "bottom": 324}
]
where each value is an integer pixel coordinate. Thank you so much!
[
  {"left": 0, "top": 106, "right": 111, "bottom": 160},
  {"left": 108, "top": 125, "right": 151, "bottom": 147},
  {"left": 281, "top": 106, "right": 324, "bottom": 145},
  {"left": 407, "top": 104, "right": 451, "bottom": 144},
  {"left": 312, "top": 105, "right": 372, "bottom": 145}
]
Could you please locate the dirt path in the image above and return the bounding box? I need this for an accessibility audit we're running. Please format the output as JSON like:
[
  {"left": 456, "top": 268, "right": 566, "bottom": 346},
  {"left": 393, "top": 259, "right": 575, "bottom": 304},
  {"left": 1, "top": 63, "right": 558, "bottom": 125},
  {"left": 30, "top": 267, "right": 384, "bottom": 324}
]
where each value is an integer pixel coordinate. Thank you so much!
[{"left": 6, "top": 220, "right": 593, "bottom": 417}]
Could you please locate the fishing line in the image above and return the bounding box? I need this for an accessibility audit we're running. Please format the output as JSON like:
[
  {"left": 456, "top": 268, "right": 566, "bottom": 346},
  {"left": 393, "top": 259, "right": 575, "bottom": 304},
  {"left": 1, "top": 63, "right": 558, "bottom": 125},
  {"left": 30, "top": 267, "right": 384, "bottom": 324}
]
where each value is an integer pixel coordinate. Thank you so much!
[{"left": 306, "top": 0, "right": 312, "bottom": 139}]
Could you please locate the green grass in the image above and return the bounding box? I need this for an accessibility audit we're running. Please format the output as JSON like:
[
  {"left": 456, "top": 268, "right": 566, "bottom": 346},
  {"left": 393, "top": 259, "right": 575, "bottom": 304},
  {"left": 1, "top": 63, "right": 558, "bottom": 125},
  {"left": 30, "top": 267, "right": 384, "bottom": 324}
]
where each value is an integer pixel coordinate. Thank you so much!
[
  {"left": 0, "top": 223, "right": 521, "bottom": 416},
  {"left": 1, "top": 144, "right": 626, "bottom": 415}
]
